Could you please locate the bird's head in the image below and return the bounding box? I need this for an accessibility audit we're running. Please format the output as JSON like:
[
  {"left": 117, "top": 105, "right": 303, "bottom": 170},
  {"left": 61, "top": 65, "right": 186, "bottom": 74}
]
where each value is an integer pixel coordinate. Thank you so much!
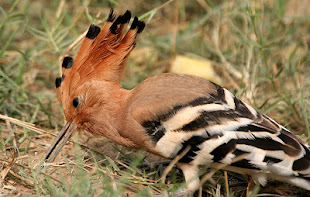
[{"left": 44, "top": 9, "right": 145, "bottom": 163}]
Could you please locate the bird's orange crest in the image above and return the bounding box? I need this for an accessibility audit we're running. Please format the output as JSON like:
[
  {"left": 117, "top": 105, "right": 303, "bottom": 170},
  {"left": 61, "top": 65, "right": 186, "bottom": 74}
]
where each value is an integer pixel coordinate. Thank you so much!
[{"left": 55, "top": 9, "right": 145, "bottom": 121}]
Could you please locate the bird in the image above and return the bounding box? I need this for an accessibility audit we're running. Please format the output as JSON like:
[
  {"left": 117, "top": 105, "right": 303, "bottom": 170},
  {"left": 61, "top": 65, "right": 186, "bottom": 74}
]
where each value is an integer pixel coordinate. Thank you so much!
[{"left": 45, "top": 9, "right": 310, "bottom": 194}]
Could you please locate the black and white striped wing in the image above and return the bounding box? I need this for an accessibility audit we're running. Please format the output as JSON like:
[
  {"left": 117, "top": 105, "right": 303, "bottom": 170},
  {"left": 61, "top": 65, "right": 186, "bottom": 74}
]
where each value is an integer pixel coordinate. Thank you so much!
[{"left": 138, "top": 81, "right": 310, "bottom": 183}]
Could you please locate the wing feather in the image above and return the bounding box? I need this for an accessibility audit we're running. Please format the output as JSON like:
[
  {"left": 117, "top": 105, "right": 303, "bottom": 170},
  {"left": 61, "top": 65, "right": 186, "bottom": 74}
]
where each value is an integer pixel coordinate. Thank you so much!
[{"left": 129, "top": 73, "right": 310, "bottom": 181}]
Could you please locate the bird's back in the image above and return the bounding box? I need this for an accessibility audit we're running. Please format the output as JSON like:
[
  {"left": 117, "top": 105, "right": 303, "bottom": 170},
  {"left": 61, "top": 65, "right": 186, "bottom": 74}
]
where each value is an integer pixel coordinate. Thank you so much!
[{"left": 124, "top": 73, "right": 310, "bottom": 190}]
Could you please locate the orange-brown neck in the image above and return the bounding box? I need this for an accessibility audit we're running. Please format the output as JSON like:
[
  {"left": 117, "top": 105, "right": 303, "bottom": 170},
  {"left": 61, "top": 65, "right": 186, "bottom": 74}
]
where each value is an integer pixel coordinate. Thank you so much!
[{"left": 75, "top": 82, "right": 140, "bottom": 148}]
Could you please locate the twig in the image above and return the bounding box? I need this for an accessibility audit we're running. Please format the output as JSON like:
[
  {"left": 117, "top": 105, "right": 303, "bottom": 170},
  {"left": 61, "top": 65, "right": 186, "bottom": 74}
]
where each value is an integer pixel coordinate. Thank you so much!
[
  {"left": 4, "top": 109, "right": 18, "bottom": 153},
  {"left": 8, "top": 170, "right": 34, "bottom": 187},
  {"left": 0, "top": 156, "right": 16, "bottom": 185},
  {"left": 212, "top": 16, "right": 243, "bottom": 81},
  {"left": 56, "top": 0, "right": 65, "bottom": 19},
  {"left": 160, "top": 146, "right": 190, "bottom": 184},
  {"left": 0, "top": 114, "right": 45, "bottom": 135},
  {"left": 139, "top": 160, "right": 170, "bottom": 168},
  {"left": 200, "top": 153, "right": 249, "bottom": 187},
  {"left": 196, "top": 0, "right": 211, "bottom": 12},
  {"left": 139, "top": 0, "right": 175, "bottom": 22},
  {"left": 246, "top": 177, "right": 253, "bottom": 197},
  {"left": 1, "top": 110, "right": 18, "bottom": 184},
  {"left": 224, "top": 171, "right": 229, "bottom": 197},
  {"left": 171, "top": 0, "right": 179, "bottom": 54}
]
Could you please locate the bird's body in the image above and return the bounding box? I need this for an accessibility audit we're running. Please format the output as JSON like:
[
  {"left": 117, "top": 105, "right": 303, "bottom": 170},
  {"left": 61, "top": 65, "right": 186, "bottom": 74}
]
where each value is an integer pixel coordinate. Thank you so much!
[{"left": 45, "top": 9, "right": 310, "bottom": 193}]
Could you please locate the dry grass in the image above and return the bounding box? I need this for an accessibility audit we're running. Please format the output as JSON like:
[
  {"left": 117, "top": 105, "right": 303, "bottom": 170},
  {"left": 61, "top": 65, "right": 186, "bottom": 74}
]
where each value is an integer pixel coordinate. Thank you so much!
[{"left": 1, "top": 0, "right": 310, "bottom": 196}]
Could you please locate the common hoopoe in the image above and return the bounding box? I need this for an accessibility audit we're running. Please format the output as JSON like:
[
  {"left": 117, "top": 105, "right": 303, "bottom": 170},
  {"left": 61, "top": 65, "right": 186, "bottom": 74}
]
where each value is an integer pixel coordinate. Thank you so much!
[{"left": 45, "top": 9, "right": 310, "bottom": 193}]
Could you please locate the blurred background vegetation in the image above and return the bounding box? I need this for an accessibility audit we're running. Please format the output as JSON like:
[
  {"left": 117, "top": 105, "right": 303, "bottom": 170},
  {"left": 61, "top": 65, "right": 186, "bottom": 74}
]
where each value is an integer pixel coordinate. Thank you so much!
[{"left": 0, "top": 0, "right": 310, "bottom": 196}]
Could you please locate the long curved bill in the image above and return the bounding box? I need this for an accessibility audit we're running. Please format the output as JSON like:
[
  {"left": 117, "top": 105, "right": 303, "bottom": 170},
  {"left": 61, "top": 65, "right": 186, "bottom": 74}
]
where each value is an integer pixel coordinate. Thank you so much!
[{"left": 44, "top": 121, "right": 76, "bottom": 163}]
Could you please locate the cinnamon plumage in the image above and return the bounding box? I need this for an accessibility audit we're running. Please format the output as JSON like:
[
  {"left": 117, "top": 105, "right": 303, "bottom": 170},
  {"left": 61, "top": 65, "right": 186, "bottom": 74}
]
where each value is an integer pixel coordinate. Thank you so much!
[{"left": 45, "top": 9, "right": 310, "bottom": 193}]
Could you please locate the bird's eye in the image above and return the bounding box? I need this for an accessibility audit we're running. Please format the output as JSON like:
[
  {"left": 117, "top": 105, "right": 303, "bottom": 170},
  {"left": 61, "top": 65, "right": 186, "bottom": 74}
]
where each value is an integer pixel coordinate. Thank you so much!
[{"left": 73, "top": 97, "right": 79, "bottom": 108}]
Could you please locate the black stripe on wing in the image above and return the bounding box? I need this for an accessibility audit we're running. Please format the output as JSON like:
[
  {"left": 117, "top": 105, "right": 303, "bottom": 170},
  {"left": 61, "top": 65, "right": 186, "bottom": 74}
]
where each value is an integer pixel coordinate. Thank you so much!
[
  {"left": 177, "top": 134, "right": 222, "bottom": 163},
  {"left": 179, "top": 109, "right": 245, "bottom": 132},
  {"left": 142, "top": 120, "right": 166, "bottom": 143},
  {"left": 210, "top": 138, "right": 283, "bottom": 164},
  {"left": 177, "top": 136, "right": 206, "bottom": 163},
  {"left": 210, "top": 139, "right": 236, "bottom": 162},
  {"left": 158, "top": 95, "right": 226, "bottom": 121},
  {"left": 278, "top": 129, "right": 302, "bottom": 153},
  {"left": 175, "top": 95, "right": 257, "bottom": 132},
  {"left": 230, "top": 159, "right": 261, "bottom": 170},
  {"left": 263, "top": 156, "right": 282, "bottom": 164},
  {"left": 233, "top": 97, "right": 255, "bottom": 119},
  {"left": 293, "top": 143, "right": 310, "bottom": 172},
  {"left": 210, "top": 81, "right": 226, "bottom": 103},
  {"left": 143, "top": 83, "right": 228, "bottom": 143},
  {"left": 237, "top": 124, "right": 268, "bottom": 132},
  {"left": 210, "top": 139, "right": 284, "bottom": 165},
  {"left": 231, "top": 149, "right": 260, "bottom": 170},
  {"left": 235, "top": 137, "right": 302, "bottom": 157},
  {"left": 156, "top": 82, "right": 227, "bottom": 121}
]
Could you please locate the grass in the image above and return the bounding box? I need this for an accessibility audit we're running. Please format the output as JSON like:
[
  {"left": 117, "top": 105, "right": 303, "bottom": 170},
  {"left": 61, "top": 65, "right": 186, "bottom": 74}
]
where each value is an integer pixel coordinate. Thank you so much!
[{"left": 1, "top": 0, "right": 310, "bottom": 196}]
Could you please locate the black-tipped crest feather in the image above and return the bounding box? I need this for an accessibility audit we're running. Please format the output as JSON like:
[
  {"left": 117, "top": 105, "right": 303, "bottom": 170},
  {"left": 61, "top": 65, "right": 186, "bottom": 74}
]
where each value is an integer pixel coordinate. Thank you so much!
[
  {"left": 137, "top": 21, "right": 145, "bottom": 33},
  {"left": 110, "top": 16, "right": 122, "bottom": 34},
  {"left": 110, "top": 10, "right": 132, "bottom": 35},
  {"left": 55, "top": 77, "right": 63, "bottom": 88},
  {"left": 86, "top": 24, "right": 101, "bottom": 39},
  {"left": 130, "top": 16, "right": 138, "bottom": 29},
  {"left": 122, "top": 10, "right": 131, "bottom": 23},
  {"left": 107, "top": 8, "right": 116, "bottom": 22},
  {"left": 62, "top": 56, "right": 73, "bottom": 69}
]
